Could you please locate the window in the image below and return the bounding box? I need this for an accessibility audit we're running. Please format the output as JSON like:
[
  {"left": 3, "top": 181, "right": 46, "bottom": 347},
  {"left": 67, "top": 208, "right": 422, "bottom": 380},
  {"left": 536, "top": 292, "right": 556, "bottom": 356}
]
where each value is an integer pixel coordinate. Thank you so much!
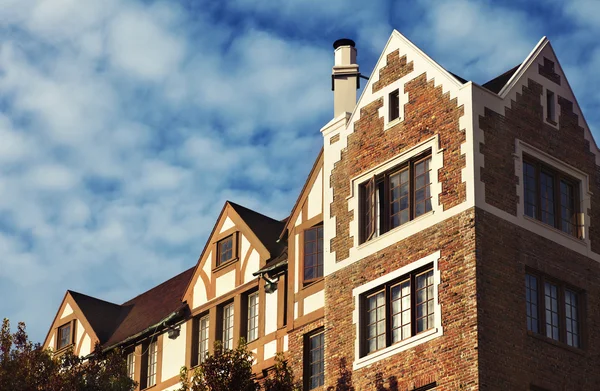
[
  {"left": 360, "top": 265, "right": 434, "bottom": 356},
  {"left": 221, "top": 303, "right": 234, "bottom": 349},
  {"left": 546, "top": 89, "right": 555, "bottom": 122},
  {"left": 304, "top": 329, "right": 324, "bottom": 390},
  {"left": 389, "top": 89, "right": 400, "bottom": 122},
  {"left": 360, "top": 152, "right": 432, "bottom": 243},
  {"left": 526, "top": 271, "right": 581, "bottom": 348},
  {"left": 304, "top": 225, "right": 323, "bottom": 283},
  {"left": 217, "top": 234, "right": 237, "bottom": 266},
  {"left": 246, "top": 292, "right": 259, "bottom": 342},
  {"left": 523, "top": 156, "right": 581, "bottom": 237},
  {"left": 126, "top": 351, "right": 135, "bottom": 380},
  {"left": 57, "top": 322, "right": 72, "bottom": 350},
  {"left": 141, "top": 340, "right": 158, "bottom": 389}
]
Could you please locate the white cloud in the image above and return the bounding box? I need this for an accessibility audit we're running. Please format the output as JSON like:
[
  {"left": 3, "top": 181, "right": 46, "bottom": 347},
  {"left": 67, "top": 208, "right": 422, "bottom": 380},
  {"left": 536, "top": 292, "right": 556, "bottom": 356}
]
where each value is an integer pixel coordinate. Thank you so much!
[{"left": 107, "top": 6, "right": 185, "bottom": 80}]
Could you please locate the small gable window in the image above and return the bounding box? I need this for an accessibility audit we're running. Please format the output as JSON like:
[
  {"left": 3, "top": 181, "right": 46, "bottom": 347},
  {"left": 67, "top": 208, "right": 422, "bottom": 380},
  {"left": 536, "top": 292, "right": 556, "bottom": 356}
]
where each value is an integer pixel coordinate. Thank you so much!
[
  {"left": 389, "top": 89, "right": 400, "bottom": 122},
  {"left": 57, "top": 322, "right": 72, "bottom": 350},
  {"left": 217, "top": 234, "right": 237, "bottom": 267}
]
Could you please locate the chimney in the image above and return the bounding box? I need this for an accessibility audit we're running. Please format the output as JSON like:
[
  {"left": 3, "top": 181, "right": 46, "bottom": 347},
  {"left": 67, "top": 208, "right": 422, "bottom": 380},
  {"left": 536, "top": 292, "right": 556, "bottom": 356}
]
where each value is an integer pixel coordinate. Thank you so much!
[{"left": 332, "top": 38, "right": 359, "bottom": 117}]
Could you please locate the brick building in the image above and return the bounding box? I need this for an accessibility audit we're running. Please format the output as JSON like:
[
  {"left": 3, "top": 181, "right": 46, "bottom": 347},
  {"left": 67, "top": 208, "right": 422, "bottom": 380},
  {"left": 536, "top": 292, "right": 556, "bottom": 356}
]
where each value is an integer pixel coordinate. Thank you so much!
[{"left": 44, "top": 31, "right": 599, "bottom": 390}]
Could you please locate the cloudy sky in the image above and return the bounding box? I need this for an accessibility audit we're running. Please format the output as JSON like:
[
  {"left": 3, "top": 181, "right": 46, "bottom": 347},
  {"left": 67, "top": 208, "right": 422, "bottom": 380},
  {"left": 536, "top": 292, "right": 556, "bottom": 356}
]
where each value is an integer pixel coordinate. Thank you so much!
[{"left": 0, "top": 0, "right": 598, "bottom": 343}]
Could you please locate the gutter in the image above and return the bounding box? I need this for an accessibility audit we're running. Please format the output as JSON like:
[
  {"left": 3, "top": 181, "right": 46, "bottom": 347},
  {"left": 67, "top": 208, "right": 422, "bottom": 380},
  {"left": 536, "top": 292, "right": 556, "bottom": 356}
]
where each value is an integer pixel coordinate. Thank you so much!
[{"left": 100, "top": 304, "right": 188, "bottom": 354}]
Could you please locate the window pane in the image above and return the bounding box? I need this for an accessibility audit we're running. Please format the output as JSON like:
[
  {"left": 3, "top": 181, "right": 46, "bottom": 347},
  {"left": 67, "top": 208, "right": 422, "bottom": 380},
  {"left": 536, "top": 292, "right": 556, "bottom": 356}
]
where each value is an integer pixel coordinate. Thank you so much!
[
  {"left": 58, "top": 323, "right": 71, "bottom": 349},
  {"left": 304, "top": 226, "right": 323, "bottom": 281},
  {"left": 307, "top": 331, "right": 324, "bottom": 390},
  {"left": 523, "top": 162, "right": 537, "bottom": 219},
  {"left": 525, "top": 274, "right": 539, "bottom": 333},
  {"left": 222, "top": 303, "right": 234, "bottom": 349},
  {"left": 544, "top": 282, "right": 560, "bottom": 341},
  {"left": 127, "top": 352, "right": 135, "bottom": 379},
  {"left": 416, "top": 270, "right": 434, "bottom": 333},
  {"left": 540, "top": 172, "right": 555, "bottom": 227},
  {"left": 391, "top": 279, "right": 411, "bottom": 343},
  {"left": 147, "top": 341, "right": 157, "bottom": 387},
  {"left": 247, "top": 292, "right": 259, "bottom": 342},
  {"left": 565, "top": 289, "right": 579, "bottom": 348},
  {"left": 199, "top": 316, "right": 210, "bottom": 363},
  {"left": 218, "top": 236, "right": 234, "bottom": 266},
  {"left": 390, "top": 169, "right": 409, "bottom": 229},
  {"left": 414, "top": 158, "right": 432, "bottom": 217},
  {"left": 560, "top": 180, "right": 575, "bottom": 236},
  {"left": 366, "top": 291, "right": 386, "bottom": 353}
]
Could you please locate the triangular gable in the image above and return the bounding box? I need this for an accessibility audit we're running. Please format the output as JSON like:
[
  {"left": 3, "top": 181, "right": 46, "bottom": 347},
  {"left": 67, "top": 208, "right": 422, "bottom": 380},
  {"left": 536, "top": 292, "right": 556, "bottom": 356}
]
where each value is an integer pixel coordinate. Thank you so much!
[
  {"left": 347, "top": 29, "right": 466, "bottom": 128},
  {"left": 182, "top": 201, "right": 283, "bottom": 310},
  {"left": 488, "top": 37, "right": 600, "bottom": 164},
  {"left": 42, "top": 291, "right": 100, "bottom": 356}
]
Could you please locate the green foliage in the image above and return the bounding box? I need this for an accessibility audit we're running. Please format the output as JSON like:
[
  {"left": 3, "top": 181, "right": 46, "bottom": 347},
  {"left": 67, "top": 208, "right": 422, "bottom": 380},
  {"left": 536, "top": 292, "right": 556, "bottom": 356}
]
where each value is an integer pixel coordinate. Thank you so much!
[
  {"left": 263, "top": 353, "right": 300, "bottom": 391},
  {"left": 0, "top": 318, "right": 137, "bottom": 391},
  {"left": 179, "top": 340, "right": 258, "bottom": 391}
]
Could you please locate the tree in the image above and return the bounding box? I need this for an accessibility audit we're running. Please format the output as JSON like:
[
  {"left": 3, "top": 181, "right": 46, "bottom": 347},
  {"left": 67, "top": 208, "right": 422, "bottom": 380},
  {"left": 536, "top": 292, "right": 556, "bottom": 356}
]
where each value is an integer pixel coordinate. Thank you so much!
[
  {"left": 0, "top": 318, "right": 136, "bottom": 391},
  {"left": 179, "top": 340, "right": 258, "bottom": 391},
  {"left": 263, "top": 353, "right": 300, "bottom": 391}
]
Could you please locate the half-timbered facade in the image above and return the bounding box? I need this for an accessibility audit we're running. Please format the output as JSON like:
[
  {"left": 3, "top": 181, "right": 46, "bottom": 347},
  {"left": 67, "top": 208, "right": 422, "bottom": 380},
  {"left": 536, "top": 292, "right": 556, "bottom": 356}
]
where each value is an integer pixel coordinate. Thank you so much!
[{"left": 44, "top": 30, "right": 600, "bottom": 391}]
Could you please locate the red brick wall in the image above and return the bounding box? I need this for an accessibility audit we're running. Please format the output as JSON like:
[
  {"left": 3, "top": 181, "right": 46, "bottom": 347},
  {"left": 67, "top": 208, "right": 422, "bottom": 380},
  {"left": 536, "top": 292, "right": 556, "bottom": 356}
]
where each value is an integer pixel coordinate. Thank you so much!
[
  {"left": 479, "top": 76, "right": 600, "bottom": 253},
  {"left": 476, "top": 209, "right": 600, "bottom": 390},
  {"left": 286, "top": 318, "right": 325, "bottom": 391},
  {"left": 324, "top": 210, "right": 478, "bottom": 390},
  {"left": 330, "top": 50, "right": 466, "bottom": 262}
]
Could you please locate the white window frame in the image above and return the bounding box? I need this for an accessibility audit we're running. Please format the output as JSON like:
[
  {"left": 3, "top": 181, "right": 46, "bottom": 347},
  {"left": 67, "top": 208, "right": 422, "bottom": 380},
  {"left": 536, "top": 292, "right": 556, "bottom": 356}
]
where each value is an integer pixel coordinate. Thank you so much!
[
  {"left": 126, "top": 351, "right": 135, "bottom": 380},
  {"left": 379, "top": 81, "right": 408, "bottom": 131},
  {"left": 515, "top": 140, "right": 590, "bottom": 248},
  {"left": 222, "top": 303, "right": 234, "bottom": 349},
  {"left": 347, "top": 136, "right": 442, "bottom": 260},
  {"left": 198, "top": 315, "right": 210, "bottom": 364},
  {"left": 247, "top": 292, "right": 259, "bottom": 342},
  {"left": 352, "top": 251, "right": 443, "bottom": 370},
  {"left": 147, "top": 341, "right": 157, "bottom": 387}
]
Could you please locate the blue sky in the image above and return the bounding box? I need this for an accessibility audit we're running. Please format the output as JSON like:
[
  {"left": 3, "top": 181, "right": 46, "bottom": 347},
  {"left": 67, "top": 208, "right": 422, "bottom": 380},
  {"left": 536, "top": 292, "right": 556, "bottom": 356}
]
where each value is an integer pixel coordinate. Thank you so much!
[{"left": 0, "top": 0, "right": 598, "bottom": 344}]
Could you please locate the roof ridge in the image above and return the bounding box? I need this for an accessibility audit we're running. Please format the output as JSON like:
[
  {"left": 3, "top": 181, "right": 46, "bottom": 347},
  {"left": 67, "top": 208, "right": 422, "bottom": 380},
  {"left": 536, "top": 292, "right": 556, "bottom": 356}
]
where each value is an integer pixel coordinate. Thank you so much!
[
  {"left": 227, "top": 201, "right": 281, "bottom": 223},
  {"left": 68, "top": 290, "right": 121, "bottom": 307}
]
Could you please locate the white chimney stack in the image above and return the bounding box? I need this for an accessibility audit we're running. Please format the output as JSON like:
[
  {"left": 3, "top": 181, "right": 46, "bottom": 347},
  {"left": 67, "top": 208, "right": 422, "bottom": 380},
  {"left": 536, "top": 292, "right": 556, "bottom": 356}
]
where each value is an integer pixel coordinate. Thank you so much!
[{"left": 332, "top": 39, "right": 359, "bottom": 117}]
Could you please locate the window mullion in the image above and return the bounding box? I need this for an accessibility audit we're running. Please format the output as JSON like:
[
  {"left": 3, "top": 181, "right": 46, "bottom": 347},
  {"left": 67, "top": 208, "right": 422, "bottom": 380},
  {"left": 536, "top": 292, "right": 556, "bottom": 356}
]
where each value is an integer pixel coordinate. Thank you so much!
[
  {"left": 410, "top": 273, "right": 416, "bottom": 338},
  {"left": 385, "top": 285, "right": 391, "bottom": 348},
  {"left": 559, "top": 285, "right": 566, "bottom": 344},
  {"left": 538, "top": 275, "right": 546, "bottom": 337},
  {"left": 535, "top": 162, "right": 542, "bottom": 222},
  {"left": 554, "top": 173, "right": 561, "bottom": 230},
  {"left": 383, "top": 175, "right": 390, "bottom": 234},
  {"left": 409, "top": 161, "right": 414, "bottom": 221}
]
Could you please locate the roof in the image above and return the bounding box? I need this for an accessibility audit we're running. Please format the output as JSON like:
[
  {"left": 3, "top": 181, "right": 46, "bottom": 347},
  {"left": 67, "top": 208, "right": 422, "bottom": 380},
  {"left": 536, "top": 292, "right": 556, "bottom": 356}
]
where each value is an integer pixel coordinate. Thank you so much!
[
  {"left": 67, "top": 267, "right": 194, "bottom": 349},
  {"left": 254, "top": 246, "right": 288, "bottom": 276},
  {"left": 104, "top": 266, "right": 195, "bottom": 347},
  {"left": 68, "top": 291, "right": 123, "bottom": 344},
  {"left": 228, "top": 201, "right": 287, "bottom": 259},
  {"left": 482, "top": 64, "right": 521, "bottom": 93}
]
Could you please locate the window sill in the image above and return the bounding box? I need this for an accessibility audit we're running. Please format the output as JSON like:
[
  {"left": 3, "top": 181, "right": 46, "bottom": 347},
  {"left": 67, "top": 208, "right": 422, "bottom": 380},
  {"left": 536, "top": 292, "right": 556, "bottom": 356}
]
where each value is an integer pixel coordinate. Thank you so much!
[
  {"left": 358, "top": 210, "right": 435, "bottom": 249},
  {"left": 522, "top": 215, "right": 585, "bottom": 246},
  {"left": 54, "top": 343, "right": 74, "bottom": 355},
  {"left": 384, "top": 117, "right": 402, "bottom": 131},
  {"left": 213, "top": 257, "right": 239, "bottom": 272},
  {"left": 302, "top": 277, "right": 324, "bottom": 290},
  {"left": 527, "top": 331, "right": 585, "bottom": 356},
  {"left": 354, "top": 327, "right": 441, "bottom": 370}
]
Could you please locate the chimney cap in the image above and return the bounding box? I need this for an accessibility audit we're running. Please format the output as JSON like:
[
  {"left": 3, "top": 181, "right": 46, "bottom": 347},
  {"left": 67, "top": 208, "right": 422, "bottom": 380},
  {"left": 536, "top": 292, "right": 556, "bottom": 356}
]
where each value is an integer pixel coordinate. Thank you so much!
[{"left": 333, "top": 38, "right": 355, "bottom": 49}]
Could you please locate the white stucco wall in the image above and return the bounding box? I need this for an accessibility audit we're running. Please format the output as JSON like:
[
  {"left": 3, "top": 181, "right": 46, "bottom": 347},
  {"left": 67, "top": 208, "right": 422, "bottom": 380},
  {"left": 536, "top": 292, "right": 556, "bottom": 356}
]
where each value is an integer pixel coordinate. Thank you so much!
[
  {"left": 216, "top": 269, "right": 236, "bottom": 297},
  {"left": 263, "top": 340, "right": 277, "bottom": 360},
  {"left": 48, "top": 335, "right": 55, "bottom": 349},
  {"left": 240, "top": 234, "right": 250, "bottom": 265},
  {"left": 161, "top": 323, "right": 187, "bottom": 382},
  {"left": 264, "top": 291, "right": 278, "bottom": 335},
  {"left": 243, "top": 249, "right": 259, "bottom": 284},
  {"left": 303, "top": 290, "right": 324, "bottom": 314},
  {"left": 220, "top": 217, "right": 235, "bottom": 233},
  {"left": 307, "top": 168, "right": 323, "bottom": 219},
  {"left": 61, "top": 303, "right": 73, "bottom": 319},
  {"left": 75, "top": 320, "right": 84, "bottom": 349},
  {"left": 79, "top": 334, "right": 92, "bottom": 357}
]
